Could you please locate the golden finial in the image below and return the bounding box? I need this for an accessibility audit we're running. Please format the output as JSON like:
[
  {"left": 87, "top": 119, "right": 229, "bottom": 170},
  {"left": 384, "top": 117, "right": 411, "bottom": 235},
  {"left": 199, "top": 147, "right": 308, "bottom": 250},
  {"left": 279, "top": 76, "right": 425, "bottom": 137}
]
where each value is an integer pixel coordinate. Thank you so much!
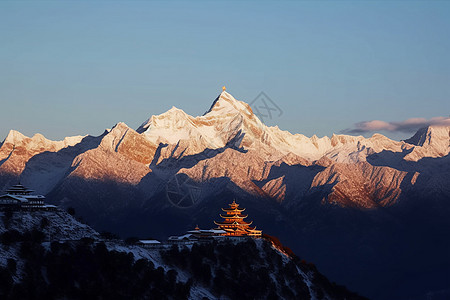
[{"left": 222, "top": 86, "right": 226, "bottom": 91}]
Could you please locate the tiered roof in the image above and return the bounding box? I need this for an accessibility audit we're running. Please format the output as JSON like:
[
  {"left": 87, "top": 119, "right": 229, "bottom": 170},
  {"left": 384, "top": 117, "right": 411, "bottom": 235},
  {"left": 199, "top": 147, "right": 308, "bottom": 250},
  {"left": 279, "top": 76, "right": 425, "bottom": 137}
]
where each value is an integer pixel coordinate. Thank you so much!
[
  {"left": 214, "top": 200, "right": 262, "bottom": 237},
  {"left": 0, "top": 183, "right": 56, "bottom": 210},
  {"left": 6, "top": 184, "right": 34, "bottom": 195},
  {"left": 167, "top": 201, "right": 262, "bottom": 242}
]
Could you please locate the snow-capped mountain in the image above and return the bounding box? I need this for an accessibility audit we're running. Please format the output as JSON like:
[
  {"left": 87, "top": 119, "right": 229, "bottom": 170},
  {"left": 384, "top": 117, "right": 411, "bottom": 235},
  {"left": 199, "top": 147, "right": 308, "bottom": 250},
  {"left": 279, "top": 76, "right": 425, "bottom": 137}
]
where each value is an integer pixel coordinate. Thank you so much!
[
  {"left": 0, "top": 91, "right": 449, "bottom": 299},
  {"left": 0, "top": 91, "right": 448, "bottom": 209}
]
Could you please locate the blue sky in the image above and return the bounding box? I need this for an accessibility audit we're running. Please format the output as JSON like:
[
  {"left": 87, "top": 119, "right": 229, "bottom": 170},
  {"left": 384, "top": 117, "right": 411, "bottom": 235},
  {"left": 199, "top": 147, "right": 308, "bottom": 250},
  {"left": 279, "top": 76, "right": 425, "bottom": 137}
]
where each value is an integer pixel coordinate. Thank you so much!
[{"left": 1, "top": 1, "right": 449, "bottom": 141}]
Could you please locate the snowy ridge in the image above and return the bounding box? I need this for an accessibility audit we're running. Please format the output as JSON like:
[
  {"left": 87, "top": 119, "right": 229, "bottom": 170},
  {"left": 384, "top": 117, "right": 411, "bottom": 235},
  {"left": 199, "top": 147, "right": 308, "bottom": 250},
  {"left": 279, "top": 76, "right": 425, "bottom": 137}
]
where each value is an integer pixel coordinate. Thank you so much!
[
  {"left": 0, "top": 210, "right": 99, "bottom": 243},
  {"left": 0, "top": 91, "right": 449, "bottom": 211},
  {"left": 0, "top": 209, "right": 99, "bottom": 281},
  {"left": 2, "top": 130, "right": 84, "bottom": 151},
  {"left": 136, "top": 91, "right": 448, "bottom": 162}
]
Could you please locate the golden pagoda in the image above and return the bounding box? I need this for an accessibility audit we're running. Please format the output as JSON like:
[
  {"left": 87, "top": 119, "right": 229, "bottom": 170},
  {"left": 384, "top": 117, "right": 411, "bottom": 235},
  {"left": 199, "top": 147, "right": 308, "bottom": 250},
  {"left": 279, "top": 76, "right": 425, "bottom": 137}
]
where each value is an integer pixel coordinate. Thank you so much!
[{"left": 214, "top": 200, "right": 262, "bottom": 237}]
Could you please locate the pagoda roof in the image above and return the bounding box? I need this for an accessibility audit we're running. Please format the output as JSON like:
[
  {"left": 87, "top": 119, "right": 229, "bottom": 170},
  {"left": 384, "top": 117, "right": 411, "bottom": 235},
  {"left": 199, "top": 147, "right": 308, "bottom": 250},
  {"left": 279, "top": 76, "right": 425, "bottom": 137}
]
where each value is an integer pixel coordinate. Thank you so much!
[
  {"left": 24, "top": 195, "right": 45, "bottom": 199},
  {"left": 9, "top": 184, "right": 27, "bottom": 189},
  {"left": 5, "top": 183, "right": 35, "bottom": 195},
  {"left": 221, "top": 226, "right": 248, "bottom": 231},
  {"left": 6, "top": 187, "right": 33, "bottom": 193},
  {"left": 213, "top": 200, "right": 262, "bottom": 237},
  {"left": 219, "top": 227, "right": 261, "bottom": 236},
  {"left": 220, "top": 214, "right": 247, "bottom": 219},
  {"left": 221, "top": 207, "right": 245, "bottom": 213},
  {"left": 223, "top": 229, "right": 247, "bottom": 234},
  {"left": 214, "top": 220, "right": 253, "bottom": 226},
  {"left": 0, "top": 194, "right": 28, "bottom": 203}
]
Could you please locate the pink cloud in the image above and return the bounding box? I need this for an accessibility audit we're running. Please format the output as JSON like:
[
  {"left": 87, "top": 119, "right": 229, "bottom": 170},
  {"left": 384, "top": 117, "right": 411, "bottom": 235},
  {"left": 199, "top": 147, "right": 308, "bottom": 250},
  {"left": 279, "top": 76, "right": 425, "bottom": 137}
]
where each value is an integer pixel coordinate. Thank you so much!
[{"left": 342, "top": 116, "right": 450, "bottom": 134}]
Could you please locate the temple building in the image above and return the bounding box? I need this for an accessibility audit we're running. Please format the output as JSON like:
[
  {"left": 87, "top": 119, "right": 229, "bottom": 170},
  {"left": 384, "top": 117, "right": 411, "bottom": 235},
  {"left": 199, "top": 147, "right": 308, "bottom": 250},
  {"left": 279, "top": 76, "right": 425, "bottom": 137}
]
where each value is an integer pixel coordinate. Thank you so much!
[
  {"left": 167, "top": 200, "right": 262, "bottom": 243},
  {"left": 0, "top": 184, "right": 56, "bottom": 210},
  {"left": 214, "top": 200, "right": 262, "bottom": 237}
]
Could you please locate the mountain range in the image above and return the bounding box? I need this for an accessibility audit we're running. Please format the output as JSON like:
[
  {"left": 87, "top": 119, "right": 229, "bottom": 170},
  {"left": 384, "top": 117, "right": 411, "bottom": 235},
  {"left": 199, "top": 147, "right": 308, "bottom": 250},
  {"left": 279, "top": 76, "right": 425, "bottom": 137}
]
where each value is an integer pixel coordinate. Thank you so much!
[{"left": 0, "top": 91, "right": 449, "bottom": 299}]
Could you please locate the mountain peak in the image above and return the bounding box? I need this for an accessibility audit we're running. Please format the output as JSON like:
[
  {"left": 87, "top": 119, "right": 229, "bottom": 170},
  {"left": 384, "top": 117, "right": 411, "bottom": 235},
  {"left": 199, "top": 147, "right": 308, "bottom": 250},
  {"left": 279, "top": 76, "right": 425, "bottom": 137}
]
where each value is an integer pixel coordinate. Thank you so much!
[
  {"left": 111, "top": 122, "right": 131, "bottom": 132},
  {"left": 3, "top": 130, "right": 28, "bottom": 144},
  {"left": 404, "top": 125, "right": 450, "bottom": 147},
  {"left": 137, "top": 106, "right": 190, "bottom": 134},
  {"left": 167, "top": 106, "right": 182, "bottom": 113},
  {"left": 402, "top": 125, "right": 450, "bottom": 161},
  {"left": 404, "top": 126, "right": 430, "bottom": 146},
  {"left": 204, "top": 91, "right": 253, "bottom": 117}
]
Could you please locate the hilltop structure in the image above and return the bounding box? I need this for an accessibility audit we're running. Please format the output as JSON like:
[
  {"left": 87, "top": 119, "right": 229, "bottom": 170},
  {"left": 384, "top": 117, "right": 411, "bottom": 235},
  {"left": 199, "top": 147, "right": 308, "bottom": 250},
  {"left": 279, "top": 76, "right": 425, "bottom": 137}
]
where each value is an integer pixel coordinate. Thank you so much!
[
  {"left": 0, "top": 184, "right": 56, "bottom": 210},
  {"left": 214, "top": 200, "right": 262, "bottom": 237},
  {"left": 167, "top": 200, "right": 262, "bottom": 242}
]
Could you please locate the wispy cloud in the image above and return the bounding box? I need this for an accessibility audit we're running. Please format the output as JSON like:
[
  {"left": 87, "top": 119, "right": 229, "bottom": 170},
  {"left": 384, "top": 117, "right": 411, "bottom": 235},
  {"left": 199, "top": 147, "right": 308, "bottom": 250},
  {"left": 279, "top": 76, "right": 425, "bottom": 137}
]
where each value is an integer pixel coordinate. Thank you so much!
[{"left": 342, "top": 116, "right": 450, "bottom": 134}]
